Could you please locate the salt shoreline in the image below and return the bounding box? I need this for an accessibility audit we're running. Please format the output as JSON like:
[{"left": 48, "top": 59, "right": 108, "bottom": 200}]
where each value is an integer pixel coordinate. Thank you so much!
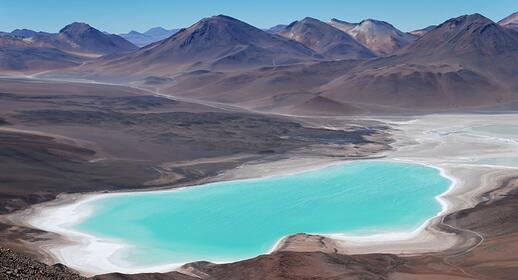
[
  {"left": 9, "top": 114, "right": 518, "bottom": 276},
  {"left": 18, "top": 159, "right": 455, "bottom": 276},
  {"left": 9, "top": 157, "right": 354, "bottom": 276}
]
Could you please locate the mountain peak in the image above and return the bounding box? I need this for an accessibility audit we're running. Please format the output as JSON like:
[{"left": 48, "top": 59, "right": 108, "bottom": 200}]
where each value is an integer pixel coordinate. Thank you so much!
[
  {"left": 328, "top": 18, "right": 359, "bottom": 33},
  {"left": 193, "top": 14, "right": 242, "bottom": 28},
  {"left": 498, "top": 11, "right": 518, "bottom": 31},
  {"left": 143, "top": 27, "right": 176, "bottom": 37},
  {"left": 332, "top": 17, "right": 415, "bottom": 55},
  {"left": 442, "top": 13, "right": 493, "bottom": 28},
  {"left": 215, "top": 14, "right": 236, "bottom": 19},
  {"left": 466, "top": 13, "right": 492, "bottom": 21},
  {"left": 358, "top": 19, "right": 395, "bottom": 28},
  {"left": 285, "top": 17, "right": 323, "bottom": 29},
  {"left": 10, "top": 29, "right": 39, "bottom": 38},
  {"left": 121, "top": 27, "right": 179, "bottom": 47},
  {"left": 265, "top": 24, "right": 288, "bottom": 33},
  {"left": 205, "top": 14, "right": 238, "bottom": 22},
  {"left": 146, "top": 27, "right": 168, "bottom": 33},
  {"left": 499, "top": 11, "right": 518, "bottom": 24},
  {"left": 359, "top": 18, "right": 382, "bottom": 24},
  {"left": 59, "top": 22, "right": 93, "bottom": 34},
  {"left": 300, "top": 17, "right": 320, "bottom": 22},
  {"left": 277, "top": 17, "right": 375, "bottom": 59},
  {"left": 43, "top": 22, "right": 138, "bottom": 54},
  {"left": 409, "top": 25, "right": 436, "bottom": 37},
  {"left": 401, "top": 13, "right": 518, "bottom": 62},
  {"left": 100, "top": 15, "right": 321, "bottom": 73},
  {"left": 330, "top": 18, "right": 356, "bottom": 25},
  {"left": 177, "top": 14, "right": 257, "bottom": 44}
]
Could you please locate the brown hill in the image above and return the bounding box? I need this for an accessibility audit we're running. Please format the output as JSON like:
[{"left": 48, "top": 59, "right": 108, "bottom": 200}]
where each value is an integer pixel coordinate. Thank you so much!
[
  {"left": 159, "top": 60, "right": 363, "bottom": 113},
  {"left": 31, "top": 22, "right": 137, "bottom": 55},
  {"left": 0, "top": 35, "right": 83, "bottom": 73},
  {"left": 277, "top": 17, "right": 375, "bottom": 59},
  {"left": 330, "top": 18, "right": 415, "bottom": 55},
  {"left": 0, "top": 22, "right": 136, "bottom": 73},
  {"left": 499, "top": 11, "right": 518, "bottom": 31}
]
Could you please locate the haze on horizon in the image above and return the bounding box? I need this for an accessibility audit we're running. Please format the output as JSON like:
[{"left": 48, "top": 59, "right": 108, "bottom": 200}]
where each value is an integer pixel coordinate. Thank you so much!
[{"left": 0, "top": 0, "right": 516, "bottom": 33}]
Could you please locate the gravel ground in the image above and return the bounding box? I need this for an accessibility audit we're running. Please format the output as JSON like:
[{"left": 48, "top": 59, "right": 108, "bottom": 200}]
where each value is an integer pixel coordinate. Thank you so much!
[{"left": 0, "top": 247, "right": 84, "bottom": 280}]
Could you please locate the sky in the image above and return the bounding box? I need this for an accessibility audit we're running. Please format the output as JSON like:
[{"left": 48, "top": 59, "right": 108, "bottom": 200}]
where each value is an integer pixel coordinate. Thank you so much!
[{"left": 0, "top": 0, "right": 516, "bottom": 34}]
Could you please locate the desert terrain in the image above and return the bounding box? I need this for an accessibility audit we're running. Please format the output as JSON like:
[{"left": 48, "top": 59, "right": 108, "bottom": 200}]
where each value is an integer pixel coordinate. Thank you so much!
[{"left": 1, "top": 7, "right": 518, "bottom": 280}]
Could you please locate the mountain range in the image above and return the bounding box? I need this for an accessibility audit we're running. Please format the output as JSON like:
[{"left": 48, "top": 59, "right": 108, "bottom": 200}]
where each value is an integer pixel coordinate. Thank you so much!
[
  {"left": 29, "top": 22, "right": 137, "bottom": 55},
  {"left": 318, "top": 13, "right": 518, "bottom": 112},
  {"left": 119, "top": 27, "right": 180, "bottom": 47},
  {"left": 155, "top": 13, "right": 518, "bottom": 114},
  {"left": 0, "top": 22, "right": 137, "bottom": 72},
  {"left": 2, "top": 12, "right": 518, "bottom": 115},
  {"left": 86, "top": 15, "right": 321, "bottom": 74}
]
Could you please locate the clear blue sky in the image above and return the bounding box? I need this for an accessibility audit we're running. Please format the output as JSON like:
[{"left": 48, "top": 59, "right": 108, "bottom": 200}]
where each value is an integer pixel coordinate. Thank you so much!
[{"left": 0, "top": 0, "right": 516, "bottom": 33}]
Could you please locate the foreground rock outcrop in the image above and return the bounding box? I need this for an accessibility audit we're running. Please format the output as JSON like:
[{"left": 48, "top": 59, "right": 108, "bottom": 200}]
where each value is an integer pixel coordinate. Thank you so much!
[{"left": 0, "top": 248, "right": 83, "bottom": 280}]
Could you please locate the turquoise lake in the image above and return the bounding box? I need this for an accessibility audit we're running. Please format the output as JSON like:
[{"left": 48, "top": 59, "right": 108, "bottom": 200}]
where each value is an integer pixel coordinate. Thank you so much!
[{"left": 74, "top": 161, "right": 450, "bottom": 267}]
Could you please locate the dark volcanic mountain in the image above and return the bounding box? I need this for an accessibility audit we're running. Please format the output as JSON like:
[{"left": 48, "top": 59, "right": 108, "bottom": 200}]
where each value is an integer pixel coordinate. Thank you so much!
[
  {"left": 91, "top": 15, "right": 321, "bottom": 75},
  {"left": 31, "top": 22, "right": 137, "bottom": 55},
  {"left": 499, "top": 11, "right": 518, "bottom": 31},
  {"left": 331, "top": 18, "right": 416, "bottom": 55},
  {"left": 119, "top": 27, "right": 179, "bottom": 47},
  {"left": 277, "top": 17, "right": 375, "bottom": 59}
]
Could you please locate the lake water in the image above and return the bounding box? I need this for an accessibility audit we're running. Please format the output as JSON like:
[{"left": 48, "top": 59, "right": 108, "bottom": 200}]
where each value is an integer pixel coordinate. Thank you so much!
[{"left": 74, "top": 161, "right": 450, "bottom": 268}]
